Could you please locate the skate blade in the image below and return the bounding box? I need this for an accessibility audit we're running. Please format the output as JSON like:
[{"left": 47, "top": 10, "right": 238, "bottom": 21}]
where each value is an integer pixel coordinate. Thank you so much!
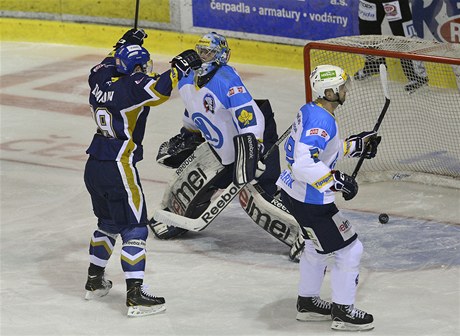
[
  {"left": 127, "top": 304, "right": 166, "bottom": 317},
  {"left": 331, "top": 320, "right": 374, "bottom": 331},
  {"left": 85, "top": 288, "right": 110, "bottom": 300},
  {"left": 296, "top": 311, "right": 332, "bottom": 322}
]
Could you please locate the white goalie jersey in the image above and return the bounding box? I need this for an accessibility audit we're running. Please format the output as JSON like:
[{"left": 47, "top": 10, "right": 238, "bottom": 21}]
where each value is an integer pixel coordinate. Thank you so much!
[{"left": 178, "top": 66, "right": 265, "bottom": 165}]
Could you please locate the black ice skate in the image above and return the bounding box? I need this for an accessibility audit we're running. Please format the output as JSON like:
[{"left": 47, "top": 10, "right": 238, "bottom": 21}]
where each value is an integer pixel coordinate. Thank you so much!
[
  {"left": 84, "top": 273, "right": 112, "bottom": 300},
  {"left": 296, "top": 296, "right": 332, "bottom": 321},
  {"left": 353, "top": 58, "right": 386, "bottom": 81},
  {"left": 331, "top": 303, "right": 374, "bottom": 331},
  {"left": 405, "top": 76, "right": 428, "bottom": 93},
  {"left": 126, "top": 282, "right": 166, "bottom": 317},
  {"left": 148, "top": 214, "right": 188, "bottom": 240}
]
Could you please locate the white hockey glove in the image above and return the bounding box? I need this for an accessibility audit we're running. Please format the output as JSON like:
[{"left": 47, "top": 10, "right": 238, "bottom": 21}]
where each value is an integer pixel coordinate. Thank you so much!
[
  {"left": 345, "top": 131, "right": 381, "bottom": 159},
  {"left": 331, "top": 170, "right": 358, "bottom": 201}
]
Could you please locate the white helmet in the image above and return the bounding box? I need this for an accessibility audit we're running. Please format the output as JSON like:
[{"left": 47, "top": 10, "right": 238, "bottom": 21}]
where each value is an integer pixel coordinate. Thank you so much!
[{"left": 310, "top": 65, "right": 350, "bottom": 101}]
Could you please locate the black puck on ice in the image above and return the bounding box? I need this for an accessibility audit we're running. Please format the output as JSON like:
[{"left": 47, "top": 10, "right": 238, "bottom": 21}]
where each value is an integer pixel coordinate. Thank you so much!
[{"left": 379, "top": 213, "right": 389, "bottom": 224}]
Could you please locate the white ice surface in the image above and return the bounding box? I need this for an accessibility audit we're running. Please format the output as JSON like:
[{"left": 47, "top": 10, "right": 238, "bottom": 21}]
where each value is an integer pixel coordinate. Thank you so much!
[{"left": 1, "top": 42, "right": 459, "bottom": 336}]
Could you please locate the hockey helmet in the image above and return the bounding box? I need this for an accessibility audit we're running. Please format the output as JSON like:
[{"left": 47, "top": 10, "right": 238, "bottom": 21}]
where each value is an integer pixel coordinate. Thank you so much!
[
  {"left": 310, "top": 65, "right": 350, "bottom": 101},
  {"left": 115, "top": 44, "right": 152, "bottom": 75},
  {"left": 195, "top": 32, "right": 231, "bottom": 77}
]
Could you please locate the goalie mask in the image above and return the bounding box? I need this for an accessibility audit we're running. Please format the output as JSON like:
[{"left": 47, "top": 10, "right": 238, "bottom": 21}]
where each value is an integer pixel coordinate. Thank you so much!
[
  {"left": 194, "top": 32, "right": 231, "bottom": 77},
  {"left": 310, "top": 65, "right": 350, "bottom": 104},
  {"left": 115, "top": 44, "right": 153, "bottom": 75}
]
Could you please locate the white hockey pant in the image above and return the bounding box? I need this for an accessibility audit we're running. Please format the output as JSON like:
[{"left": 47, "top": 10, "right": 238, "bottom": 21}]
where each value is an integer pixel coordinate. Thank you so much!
[{"left": 299, "top": 239, "right": 363, "bottom": 305}]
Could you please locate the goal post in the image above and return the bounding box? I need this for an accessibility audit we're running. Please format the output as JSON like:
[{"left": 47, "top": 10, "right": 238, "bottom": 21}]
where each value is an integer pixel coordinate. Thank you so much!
[{"left": 303, "top": 35, "right": 460, "bottom": 187}]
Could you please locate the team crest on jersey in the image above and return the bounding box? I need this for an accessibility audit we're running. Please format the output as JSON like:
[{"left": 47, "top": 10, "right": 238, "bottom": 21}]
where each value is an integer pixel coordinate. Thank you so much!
[
  {"left": 191, "top": 112, "right": 223, "bottom": 148},
  {"left": 203, "top": 94, "right": 215, "bottom": 114},
  {"left": 227, "top": 86, "right": 247, "bottom": 97},
  {"left": 236, "top": 106, "right": 257, "bottom": 128}
]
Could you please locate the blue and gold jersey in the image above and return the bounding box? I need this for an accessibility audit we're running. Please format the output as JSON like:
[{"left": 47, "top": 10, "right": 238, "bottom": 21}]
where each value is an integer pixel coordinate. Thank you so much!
[{"left": 86, "top": 56, "right": 174, "bottom": 163}]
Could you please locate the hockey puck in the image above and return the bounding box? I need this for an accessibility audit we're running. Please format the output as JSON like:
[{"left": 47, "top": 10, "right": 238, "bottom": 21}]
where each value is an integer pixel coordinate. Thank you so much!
[{"left": 379, "top": 213, "right": 389, "bottom": 224}]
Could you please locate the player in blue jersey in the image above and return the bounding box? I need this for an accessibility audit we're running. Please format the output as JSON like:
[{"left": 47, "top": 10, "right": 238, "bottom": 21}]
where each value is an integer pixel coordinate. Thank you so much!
[
  {"left": 83, "top": 28, "right": 201, "bottom": 317},
  {"left": 276, "top": 65, "right": 381, "bottom": 331},
  {"left": 149, "top": 32, "right": 294, "bottom": 248}
]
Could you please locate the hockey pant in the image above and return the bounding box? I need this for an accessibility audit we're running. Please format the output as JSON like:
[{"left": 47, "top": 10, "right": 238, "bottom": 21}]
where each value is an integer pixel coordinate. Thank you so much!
[{"left": 299, "top": 239, "right": 363, "bottom": 305}]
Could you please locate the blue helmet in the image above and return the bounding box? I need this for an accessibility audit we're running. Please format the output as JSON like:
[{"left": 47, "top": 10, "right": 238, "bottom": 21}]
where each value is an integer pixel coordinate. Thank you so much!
[
  {"left": 195, "top": 32, "right": 231, "bottom": 76},
  {"left": 115, "top": 44, "right": 151, "bottom": 74}
]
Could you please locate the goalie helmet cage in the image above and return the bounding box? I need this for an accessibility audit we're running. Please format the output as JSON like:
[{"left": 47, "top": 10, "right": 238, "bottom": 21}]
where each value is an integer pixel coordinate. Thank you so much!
[{"left": 304, "top": 35, "right": 460, "bottom": 188}]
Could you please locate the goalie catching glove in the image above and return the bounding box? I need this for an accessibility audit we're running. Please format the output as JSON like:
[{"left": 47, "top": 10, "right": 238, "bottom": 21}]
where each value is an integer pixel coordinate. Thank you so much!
[
  {"left": 345, "top": 131, "right": 381, "bottom": 159},
  {"left": 170, "top": 49, "right": 203, "bottom": 79},
  {"left": 156, "top": 127, "right": 205, "bottom": 168},
  {"left": 113, "top": 28, "right": 147, "bottom": 50},
  {"left": 331, "top": 170, "right": 358, "bottom": 201}
]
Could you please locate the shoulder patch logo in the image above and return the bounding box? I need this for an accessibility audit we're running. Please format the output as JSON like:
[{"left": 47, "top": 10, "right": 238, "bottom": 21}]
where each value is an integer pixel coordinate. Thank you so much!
[
  {"left": 236, "top": 105, "right": 257, "bottom": 128},
  {"left": 228, "top": 86, "right": 247, "bottom": 97}
]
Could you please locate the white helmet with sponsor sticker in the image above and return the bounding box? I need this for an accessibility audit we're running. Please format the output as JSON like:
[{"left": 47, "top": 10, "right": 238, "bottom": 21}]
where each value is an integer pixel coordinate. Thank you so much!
[{"left": 310, "top": 65, "right": 350, "bottom": 101}]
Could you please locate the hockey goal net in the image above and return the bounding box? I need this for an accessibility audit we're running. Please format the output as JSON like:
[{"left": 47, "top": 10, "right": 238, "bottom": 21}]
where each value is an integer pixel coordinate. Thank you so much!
[{"left": 304, "top": 35, "right": 460, "bottom": 187}]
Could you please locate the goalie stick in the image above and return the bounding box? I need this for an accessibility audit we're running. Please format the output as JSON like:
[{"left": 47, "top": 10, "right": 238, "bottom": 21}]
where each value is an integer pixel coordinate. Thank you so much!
[
  {"left": 352, "top": 64, "right": 390, "bottom": 178},
  {"left": 153, "top": 126, "right": 292, "bottom": 232}
]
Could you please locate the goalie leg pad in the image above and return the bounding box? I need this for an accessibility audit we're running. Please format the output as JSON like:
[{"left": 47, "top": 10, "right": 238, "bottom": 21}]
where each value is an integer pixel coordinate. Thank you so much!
[
  {"left": 238, "top": 183, "right": 300, "bottom": 247},
  {"left": 150, "top": 143, "right": 226, "bottom": 238}
]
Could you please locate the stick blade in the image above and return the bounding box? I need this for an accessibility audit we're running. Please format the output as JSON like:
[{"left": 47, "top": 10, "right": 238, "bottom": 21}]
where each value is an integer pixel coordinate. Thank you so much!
[{"left": 153, "top": 209, "right": 204, "bottom": 232}]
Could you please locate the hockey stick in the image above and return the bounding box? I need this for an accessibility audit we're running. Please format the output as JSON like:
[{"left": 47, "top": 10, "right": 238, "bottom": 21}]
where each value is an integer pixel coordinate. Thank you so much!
[
  {"left": 352, "top": 64, "right": 390, "bottom": 178},
  {"left": 134, "top": 0, "right": 140, "bottom": 30},
  {"left": 153, "top": 126, "right": 292, "bottom": 232}
]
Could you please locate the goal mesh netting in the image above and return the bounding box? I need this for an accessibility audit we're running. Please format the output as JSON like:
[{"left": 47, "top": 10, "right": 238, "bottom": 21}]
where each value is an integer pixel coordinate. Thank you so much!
[{"left": 304, "top": 35, "right": 460, "bottom": 186}]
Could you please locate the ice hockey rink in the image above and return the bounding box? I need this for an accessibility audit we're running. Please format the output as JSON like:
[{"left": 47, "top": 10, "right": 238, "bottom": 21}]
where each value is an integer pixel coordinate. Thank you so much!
[{"left": 1, "top": 42, "right": 459, "bottom": 336}]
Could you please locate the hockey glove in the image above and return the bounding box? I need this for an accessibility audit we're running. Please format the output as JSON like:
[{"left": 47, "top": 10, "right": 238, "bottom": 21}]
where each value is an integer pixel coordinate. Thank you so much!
[
  {"left": 346, "top": 131, "right": 381, "bottom": 159},
  {"left": 156, "top": 127, "right": 205, "bottom": 168},
  {"left": 331, "top": 170, "right": 358, "bottom": 201},
  {"left": 170, "top": 49, "right": 202, "bottom": 79},
  {"left": 113, "top": 28, "right": 147, "bottom": 50}
]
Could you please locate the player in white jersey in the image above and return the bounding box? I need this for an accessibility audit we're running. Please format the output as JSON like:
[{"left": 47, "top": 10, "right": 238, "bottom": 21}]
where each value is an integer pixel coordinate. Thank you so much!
[
  {"left": 276, "top": 65, "right": 381, "bottom": 331},
  {"left": 149, "top": 32, "right": 300, "bottom": 250}
]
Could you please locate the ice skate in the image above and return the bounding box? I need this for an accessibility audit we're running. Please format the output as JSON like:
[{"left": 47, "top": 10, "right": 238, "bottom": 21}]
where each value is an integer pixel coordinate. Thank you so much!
[
  {"left": 353, "top": 58, "right": 386, "bottom": 80},
  {"left": 331, "top": 303, "right": 374, "bottom": 331},
  {"left": 405, "top": 76, "right": 428, "bottom": 93},
  {"left": 126, "top": 282, "right": 166, "bottom": 317},
  {"left": 84, "top": 273, "right": 112, "bottom": 300},
  {"left": 296, "top": 296, "right": 332, "bottom": 321},
  {"left": 149, "top": 215, "right": 188, "bottom": 240}
]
